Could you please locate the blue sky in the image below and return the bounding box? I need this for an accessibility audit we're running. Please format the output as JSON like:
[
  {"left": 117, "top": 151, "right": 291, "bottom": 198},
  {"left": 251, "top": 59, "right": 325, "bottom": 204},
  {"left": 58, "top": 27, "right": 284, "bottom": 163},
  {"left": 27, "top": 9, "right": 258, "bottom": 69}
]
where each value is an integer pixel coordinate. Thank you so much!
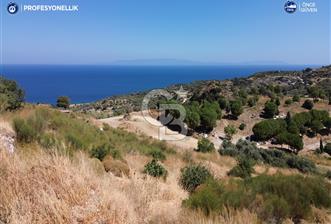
[{"left": 1, "top": 0, "right": 330, "bottom": 65}]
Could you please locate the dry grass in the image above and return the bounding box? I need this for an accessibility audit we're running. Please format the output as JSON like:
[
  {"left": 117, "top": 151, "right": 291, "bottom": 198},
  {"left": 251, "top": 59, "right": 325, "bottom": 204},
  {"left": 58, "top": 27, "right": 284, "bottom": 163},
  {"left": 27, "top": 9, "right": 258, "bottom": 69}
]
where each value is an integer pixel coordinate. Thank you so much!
[
  {"left": 0, "top": 148, "right": 272, "bottom": 224},
  {"left": 0, "top": 149, "right": 186, "bottom": 224},
  {"left": 176, "top": 208, "right": 260, "bottom": 224}
]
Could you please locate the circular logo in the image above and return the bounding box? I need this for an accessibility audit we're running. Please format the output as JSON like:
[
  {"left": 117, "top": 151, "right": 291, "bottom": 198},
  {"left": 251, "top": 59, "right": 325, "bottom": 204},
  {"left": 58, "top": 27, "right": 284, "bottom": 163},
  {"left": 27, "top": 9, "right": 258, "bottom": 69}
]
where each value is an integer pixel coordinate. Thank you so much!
[
  {"left": 7, "top": 2, "right": 19, "bottom": 14},
  {"left": 284, "top": 1, "right": 297, "bottom": 13}
]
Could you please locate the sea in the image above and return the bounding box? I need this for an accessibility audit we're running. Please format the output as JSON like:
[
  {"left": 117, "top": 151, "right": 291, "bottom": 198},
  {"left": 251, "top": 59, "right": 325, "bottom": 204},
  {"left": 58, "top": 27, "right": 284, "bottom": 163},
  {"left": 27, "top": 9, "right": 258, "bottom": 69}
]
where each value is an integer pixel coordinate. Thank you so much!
[{"left": 0, "top": 65, "right": 313, "bottom": 104}]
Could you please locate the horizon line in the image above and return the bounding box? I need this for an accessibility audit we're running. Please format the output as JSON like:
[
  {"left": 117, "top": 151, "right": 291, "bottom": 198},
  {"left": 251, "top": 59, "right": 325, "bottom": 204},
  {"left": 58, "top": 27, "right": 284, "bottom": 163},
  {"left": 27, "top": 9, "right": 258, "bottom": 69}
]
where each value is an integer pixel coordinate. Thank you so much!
[{"left": 0, "top": 63, "right": 325, "bottom": 67}]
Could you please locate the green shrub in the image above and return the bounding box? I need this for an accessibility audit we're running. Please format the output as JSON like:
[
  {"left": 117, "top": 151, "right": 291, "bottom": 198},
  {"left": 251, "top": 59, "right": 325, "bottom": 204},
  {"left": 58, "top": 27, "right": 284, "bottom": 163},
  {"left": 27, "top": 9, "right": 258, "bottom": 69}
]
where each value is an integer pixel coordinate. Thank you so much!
[
  {"left": 323, "top": 143, "right": 331, "bottom": 156},
  {"left": 310, "top": 119, "right": 324, "bottom": 135},
  {"left": 109, "top": 148, "right": 122, "bottom": 160},
  {"left": 184, "top": 174, "right": 331, "bottom": 223},
  {"left": 224, "top": 125, "right": 237, "bottom": 140},
  {"left": 235, "top": 140, "right": 263, "bottom": 161},
  {"left": 196, "top": 138, "right": 215, "bottom": 153},
  {"left": 143, "top": 159, "right": 167, "bottom": 178},
  {"left": 239, "top": 123, "right": 246, "bottom": 131},
  {"left": 263, "top": 101, "right": 279, "bottom": 118},
  {"left": 185, "top": 107, "right": 201, "bottom": 130},
  {"left": 179, "top": 164, "right": 212, "bottom": 193},
  {"left": 302, "top": 99, "right": 314, "bottom": 110},
  {"left": 39, "top": 133, "right": 57, "bottom": 149},
  {"left": 325, "top": 170, "right": 331, "bottom": 180},
  {"left": 220, "top": 139, "right": 315, "bottom": 173},
  {"left": 252, "top": 119, "right": 286, "bottom": 141},
  {"left": 200, "top": 105, "right": 218, "bottom": 131},
  {"left": 182, "top": 179, "right": 223, "bottom": 216},
  {"left": 0, "top": 77, "right": 24, "bottom": 111},
  {"left": 275, "top": 132, "right": 303, "bottom": 152},
  {"left": 259, "top": 149, "right": 288, "bottom": 167},
  {"left": 147, "top": 148, "right": 166, "bottom": 161},
  {"left": 286, "top": 156, "right": 315, "bottom": 173},
  {"left": 219, "top": 140, "right": 239, "bottom": 157},
  {"left": 102, "top": 123, "right": 111, "bottom": 131},
  {"left": 66, "top": 133, "right": 85, "bottom": 150},
  {"left": 251, "top": 175, "right": 331, "bottom": 221},
  {"left": 260, "top": 195, "right": 290, "bottom": 223},
  {"left": 90, "top": 144, "right": 110, "bottom": 161},
  {"left": 323, "top": 117, "right": 331, "bottom": 130},
  {"left": 285, "top": 99, "right": 293, "bottom": 105},
  {"left": 229, "top": 100, "right": 243, "bottom": 119},
  {"left": 218, "top": 97, "right": 229, "bottom": 110},
  {"left": 13, "top": 118, "right": 37, "bottom": 143},
  {"left": 228, "top": 157, "right": 255, "bottom": 178},
  {"left": 293, "top": 95, "right": 300, "bottom": 102},
  {"left": 292, "top": 111, "right": 312, "bottom": 130},
  {"left": 56, "top": 96, "right": 70, "bottom": 109},
  {"left": 247, "top": 96, "right": 258, "bottom": 107}
]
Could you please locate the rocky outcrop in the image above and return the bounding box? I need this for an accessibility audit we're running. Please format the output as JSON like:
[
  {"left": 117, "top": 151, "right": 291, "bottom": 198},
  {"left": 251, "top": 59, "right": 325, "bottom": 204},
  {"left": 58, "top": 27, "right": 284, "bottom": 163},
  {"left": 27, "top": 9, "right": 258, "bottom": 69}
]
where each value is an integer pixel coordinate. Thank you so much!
[{"left": 0, "top": 127, "right": 15, "bottom": 153}]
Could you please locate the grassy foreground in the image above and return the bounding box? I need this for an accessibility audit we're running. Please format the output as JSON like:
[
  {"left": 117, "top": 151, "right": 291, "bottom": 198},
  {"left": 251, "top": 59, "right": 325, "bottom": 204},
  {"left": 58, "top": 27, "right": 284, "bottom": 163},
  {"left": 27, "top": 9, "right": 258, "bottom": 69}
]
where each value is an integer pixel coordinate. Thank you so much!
[{"left": 1, "top": 106, "right": 331, "bottom": 224}]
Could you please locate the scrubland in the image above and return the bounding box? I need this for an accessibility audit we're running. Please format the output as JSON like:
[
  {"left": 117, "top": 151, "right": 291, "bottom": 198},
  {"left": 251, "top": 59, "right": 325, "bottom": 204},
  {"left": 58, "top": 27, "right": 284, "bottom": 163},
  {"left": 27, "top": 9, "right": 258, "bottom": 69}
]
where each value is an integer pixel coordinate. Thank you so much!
[{"left": 0, "top": 106, "right": 331, "bottom": 224}]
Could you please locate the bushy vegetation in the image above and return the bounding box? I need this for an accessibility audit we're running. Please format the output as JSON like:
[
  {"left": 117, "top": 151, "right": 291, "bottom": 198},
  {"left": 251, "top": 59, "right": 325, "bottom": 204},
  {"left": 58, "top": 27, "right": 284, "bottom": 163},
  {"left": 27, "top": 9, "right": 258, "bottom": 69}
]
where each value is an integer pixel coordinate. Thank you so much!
[
  {"left": 229, "top": 100, "right": 243, "bottom": 119},
  {"left": 239, "top": 123, "right": 246, "bottom": 130},
  {"left": 219, "top": 140, "right": 316, "bottom": 173},
  {"left": 263, "top": 100, "right": 279, "bottom": 118},
  {"left": 90, "top": 144, "right": 111, "bottom": 161},
  {"left": 228, "top": 157, "right": 255, "bottom": 178},
  {"left": 199, "top": 102, "right": 218, "bottom": 131},
  {"left": 224, "top": 124, "right": 237, "bottom": 140},
  {"left": 56, "top": 96, "right": 70, "bottom": 109},
  {"left": 323, "top": 143, "right": 331, "bottom": 156},
  {"left": 90, "top": 143, "right": 122, "bottom": 161},
  {"left": 13, "top": 118, "right": 37, "bottom": 143},
  {"left": 247, "top": 96, "right": 258, "bottom": 107},
  {"left": 302, "top": 99, "right": 314, "bottom": 110},
  {"left": 285, "top": 99, "right": 293, "bottom": 105},
  {"left": 0, "top": 77, "right": 24, "bottom": 111},
  {"left": 183, "top": 175, "right": 331, "bottom": 223},
  {"left": 196, "top": 138, "right": 215, "bottom": 153},
  {"left": 253, "top": 109, "right": 331, "bottom": 151},
  {"left": 179, "top": 164, "right": 212, "bottom": 193},
  {"left": 147, "top": 148, "right": 167, "bottom": 161},
  {"left": 325, "top": 170, "right": 331, "bottom": 179},
  {"left": 275, "top": 132, "right": 303, "bottom": 151},
  {"left": 183, "top": 100, "right": 221, "bottom": 132},
  {"left": 252, "top": 119, "right": 287, "bottom": 141},
  {"left": 293, "top": 95, "right": 300, "bottom": 102},
  {"left": 292, "top": 110, "right": 330, "bottom": 136},
  {"left": 12, "top": 108, "right": 175, "bottom": 159},
  {"left": 143, "top": 159, "right": 168, "bottom": 178}
]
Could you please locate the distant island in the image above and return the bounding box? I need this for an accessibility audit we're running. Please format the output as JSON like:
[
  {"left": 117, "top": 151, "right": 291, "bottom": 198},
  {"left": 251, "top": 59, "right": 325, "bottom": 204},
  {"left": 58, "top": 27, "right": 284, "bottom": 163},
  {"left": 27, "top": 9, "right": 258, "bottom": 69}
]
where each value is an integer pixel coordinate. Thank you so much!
[{"left": 111, "top": 58, "right": 291, "bottom": 66}]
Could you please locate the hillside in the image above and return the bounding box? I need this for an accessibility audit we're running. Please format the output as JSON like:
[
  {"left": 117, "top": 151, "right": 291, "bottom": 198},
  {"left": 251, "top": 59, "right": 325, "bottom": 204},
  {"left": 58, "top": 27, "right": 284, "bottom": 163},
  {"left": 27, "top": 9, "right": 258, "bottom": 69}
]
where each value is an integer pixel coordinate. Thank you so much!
[
  {"left": 1, "top": 66, "right": 331, "bottom": 224},
  {"left": 72, "top": 65, "right": 331, "bottom": 118}
]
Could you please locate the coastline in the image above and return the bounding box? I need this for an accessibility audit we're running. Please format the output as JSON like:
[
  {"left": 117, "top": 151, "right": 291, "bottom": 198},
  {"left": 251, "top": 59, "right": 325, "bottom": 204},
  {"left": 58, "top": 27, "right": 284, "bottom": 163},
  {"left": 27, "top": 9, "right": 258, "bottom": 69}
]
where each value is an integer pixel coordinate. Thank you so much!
[{"left": 0, "top": 64, "right": 314, "bottom": 104}]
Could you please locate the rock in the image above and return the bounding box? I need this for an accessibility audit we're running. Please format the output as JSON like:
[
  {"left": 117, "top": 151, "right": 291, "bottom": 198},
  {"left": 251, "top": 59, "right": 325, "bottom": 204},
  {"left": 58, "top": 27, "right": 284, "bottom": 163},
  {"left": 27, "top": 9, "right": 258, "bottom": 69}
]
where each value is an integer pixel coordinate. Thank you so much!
[
  {"left": 0, "top": 128, "right": 15, "bottom": 153},
  {"left": 102, "top": 157, "right": 130, "bottom": 177}
]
